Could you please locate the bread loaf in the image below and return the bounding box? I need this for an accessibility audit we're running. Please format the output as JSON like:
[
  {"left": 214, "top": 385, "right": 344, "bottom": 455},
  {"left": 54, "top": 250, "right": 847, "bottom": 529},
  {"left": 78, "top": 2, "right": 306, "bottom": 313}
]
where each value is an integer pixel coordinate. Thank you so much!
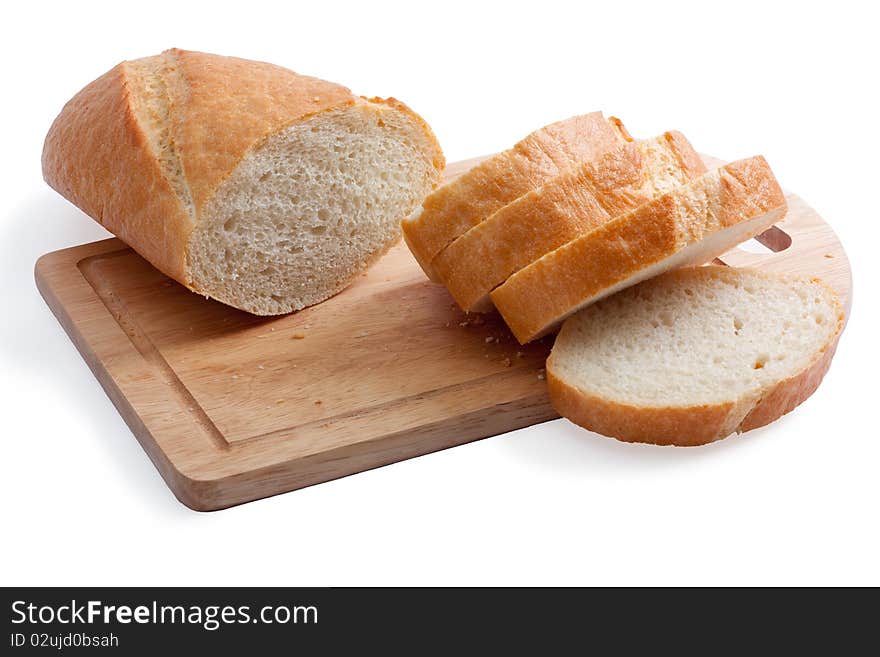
[
  {"left": 401, "top": 113, "right": 630, "bottom": 280},
  {"left": 491, "top": 156, "right": 787, "bottom": 343},
  {"left": 547, "top": 266, "right": 844, "bottom": 446},
  {"left": 42, "top": 49, "right": 445, "bottom": 315},
  {"left": 433, "top": 131, "right": 706, "bottom": 312}
]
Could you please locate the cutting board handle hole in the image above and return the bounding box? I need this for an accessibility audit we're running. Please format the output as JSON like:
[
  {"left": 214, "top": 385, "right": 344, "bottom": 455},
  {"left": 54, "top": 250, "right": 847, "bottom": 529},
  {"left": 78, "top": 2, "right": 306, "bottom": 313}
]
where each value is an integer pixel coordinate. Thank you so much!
[{"left": 737, "top": 226, "right": 792, "bottom": 255}]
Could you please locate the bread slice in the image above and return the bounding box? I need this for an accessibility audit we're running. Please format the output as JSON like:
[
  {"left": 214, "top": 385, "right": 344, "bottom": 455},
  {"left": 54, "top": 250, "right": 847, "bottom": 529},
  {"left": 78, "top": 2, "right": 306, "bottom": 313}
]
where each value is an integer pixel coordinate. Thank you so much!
[
  {"left": 42, "top": 49, "right": 444, "bottom": 315},
  {"left": 491, "top": 156, "right": 787, "bottom": 343},
  {"left": 547, "top": 266, "right": 844, "bottom": 446},
  {"left": 433, "top": 132, "right": 707, "bottom": 312},
  {"left": 401, "top": 113, "right": 631, "bottom": 280}
]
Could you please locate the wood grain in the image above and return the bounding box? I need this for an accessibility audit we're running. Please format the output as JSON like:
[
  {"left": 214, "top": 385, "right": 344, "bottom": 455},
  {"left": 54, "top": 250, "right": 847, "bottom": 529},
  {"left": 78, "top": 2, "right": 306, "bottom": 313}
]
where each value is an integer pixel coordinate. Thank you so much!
[{"left": 35, "top": 156, "right": 852, "bottom": 510}]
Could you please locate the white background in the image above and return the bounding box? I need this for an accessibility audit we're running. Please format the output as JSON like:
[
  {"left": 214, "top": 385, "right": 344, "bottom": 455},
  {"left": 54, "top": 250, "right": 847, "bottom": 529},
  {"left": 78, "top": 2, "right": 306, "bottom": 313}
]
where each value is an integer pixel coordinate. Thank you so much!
[{"left": 2, "top": 0, "right": 878, "bottom": 586}]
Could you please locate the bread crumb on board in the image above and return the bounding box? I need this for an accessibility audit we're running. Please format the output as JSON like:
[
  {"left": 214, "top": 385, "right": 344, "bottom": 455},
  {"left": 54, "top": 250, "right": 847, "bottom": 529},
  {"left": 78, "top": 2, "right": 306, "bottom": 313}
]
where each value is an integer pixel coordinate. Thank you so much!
[
  {"left": 292, "top": 332, "right": 306, "bottom": 339},
  {"left": 537, "top": 368, "right": 546, "bottom": 380}
]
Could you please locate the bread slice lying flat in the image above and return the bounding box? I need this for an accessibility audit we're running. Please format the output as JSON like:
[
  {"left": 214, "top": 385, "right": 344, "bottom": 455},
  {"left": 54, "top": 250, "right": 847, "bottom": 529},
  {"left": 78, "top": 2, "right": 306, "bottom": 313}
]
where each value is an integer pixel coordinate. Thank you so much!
[
  {"left": 491, "top": 156, "right": 787, "bottom": 343},
  {"left": 42, "top": 49, "right": 444, "bottom": 315},
  {"left": 433, "top": 132, "right": 707, "bottom": 312},
  {"left": 402, "top": 113, "right": 631, "bottom": 280},
  {"left": 547, "top": 266, "right": 844, "bottom": 446}
]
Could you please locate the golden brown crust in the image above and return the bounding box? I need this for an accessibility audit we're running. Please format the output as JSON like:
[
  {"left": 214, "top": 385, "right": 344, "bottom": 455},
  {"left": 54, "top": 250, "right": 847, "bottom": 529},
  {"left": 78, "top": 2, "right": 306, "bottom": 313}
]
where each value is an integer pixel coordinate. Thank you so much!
[
  {"left": 664, "top": 130, "right": 707, "bottom": 179},
  {"left": 607, "top": 116, "right": 632, "bottom": 141},
  {"left": 491, "top": 157, "right": 787, "bottom": 343},
  {"left": 547, "top": 270, "right": 845, "bottom": 446},
  {"left": 547, "top": 369, "right": 737, "bottom": 446},
  {"left": 491, "top": 197, "right": 679, "bottom": 343},
  {"left": 717, "top": 156, "right": 788, "bottom": 228},
  {"left": 165, "top": 49, "right": 356, "bottom": 215},
  {"left": 434, "top": 132, "right": 705, "bottom": 312},
  {"left": 433, "top": 163, "right": 614, "bottom": 312},
  {"left": 401, "top": 113, "right": 630, "bottom": 280},
  {"left": 42, "top": 50, "right": 443, "bottom": 298},
  {"left": 42, "top": 64, "right": 193, "bottom": 282}
]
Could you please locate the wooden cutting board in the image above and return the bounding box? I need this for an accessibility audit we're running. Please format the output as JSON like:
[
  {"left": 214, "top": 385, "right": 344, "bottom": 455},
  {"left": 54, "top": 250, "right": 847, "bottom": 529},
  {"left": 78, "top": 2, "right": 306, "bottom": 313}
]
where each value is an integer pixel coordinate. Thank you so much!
[{"left": 35, "top": 156, "right": 852, "bottom": 510}]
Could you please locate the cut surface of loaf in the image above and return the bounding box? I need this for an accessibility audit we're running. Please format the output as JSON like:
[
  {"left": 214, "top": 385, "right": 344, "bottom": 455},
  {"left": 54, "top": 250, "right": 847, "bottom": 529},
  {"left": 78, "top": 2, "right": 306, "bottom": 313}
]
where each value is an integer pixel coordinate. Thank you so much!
[
  {"left": 187, "top": 100, "right": 441, "bottom": 314},
  {"left": 401, "top": 113, "right": 631, "bottom": 280},
  {"left": 547, "top": 267, "right": 844, "bottom": 446},
  {"left": 42, "top": 49, "right": 445, "bottom": 315},
  {"left": 491, "top": 156, "right": 787, "bottom": 343},
  {"left": 433, "top": 131, "right": 707, "bottom": 312}
]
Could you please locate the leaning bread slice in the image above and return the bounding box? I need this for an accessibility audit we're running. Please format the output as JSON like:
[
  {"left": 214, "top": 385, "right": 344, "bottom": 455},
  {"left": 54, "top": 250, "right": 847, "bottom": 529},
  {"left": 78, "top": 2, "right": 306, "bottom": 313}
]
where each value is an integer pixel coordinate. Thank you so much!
[
  {"left": 491, "top": 156, "right": 787, "bottom": 343},
  {"left": 547, "top": 266, "right": 845, "bottom": 446},
  {"left": 433, "top": 131, "right": 706, "bottom": 312},
  {"left": 402, "top": 113, "right": 631, "bottom": 280},
  {"left": 42, "top": 49, "right": 444, "bottom": 315}
]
